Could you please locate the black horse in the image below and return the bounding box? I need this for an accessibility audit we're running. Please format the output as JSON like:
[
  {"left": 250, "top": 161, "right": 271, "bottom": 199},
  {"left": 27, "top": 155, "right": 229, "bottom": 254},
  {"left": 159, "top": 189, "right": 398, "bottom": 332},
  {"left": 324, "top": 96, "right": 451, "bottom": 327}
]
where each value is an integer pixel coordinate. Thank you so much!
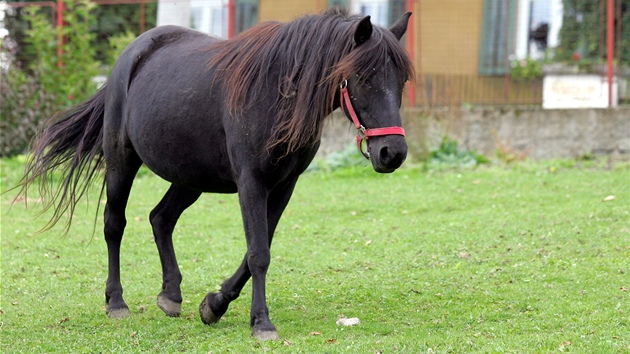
[{"left": 18, "top": 8, "right": 414, "bottom": 340}]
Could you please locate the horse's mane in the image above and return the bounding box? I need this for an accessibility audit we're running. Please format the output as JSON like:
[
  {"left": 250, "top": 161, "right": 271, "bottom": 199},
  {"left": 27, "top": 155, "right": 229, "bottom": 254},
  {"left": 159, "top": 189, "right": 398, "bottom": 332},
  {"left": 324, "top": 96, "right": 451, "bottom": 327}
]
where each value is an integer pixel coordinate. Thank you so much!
[{"left": 208, "top": 7, "right": 414, "bottom": 155}]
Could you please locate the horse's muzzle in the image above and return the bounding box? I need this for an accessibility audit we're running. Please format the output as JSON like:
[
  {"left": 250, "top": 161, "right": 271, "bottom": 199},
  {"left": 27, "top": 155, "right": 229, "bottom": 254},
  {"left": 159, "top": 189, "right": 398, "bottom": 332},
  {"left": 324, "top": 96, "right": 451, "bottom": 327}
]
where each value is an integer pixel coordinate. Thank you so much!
[{"left": 369, "top": 135, "right": 408, "bottom": 173}]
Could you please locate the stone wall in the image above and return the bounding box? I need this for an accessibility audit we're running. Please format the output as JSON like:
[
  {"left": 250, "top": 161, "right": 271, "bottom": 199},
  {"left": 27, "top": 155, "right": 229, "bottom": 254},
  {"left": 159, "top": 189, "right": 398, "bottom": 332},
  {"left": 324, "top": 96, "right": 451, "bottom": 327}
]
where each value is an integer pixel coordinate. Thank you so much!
[{"left": 319, "top": 107, "right": 630, "bottom": 160}]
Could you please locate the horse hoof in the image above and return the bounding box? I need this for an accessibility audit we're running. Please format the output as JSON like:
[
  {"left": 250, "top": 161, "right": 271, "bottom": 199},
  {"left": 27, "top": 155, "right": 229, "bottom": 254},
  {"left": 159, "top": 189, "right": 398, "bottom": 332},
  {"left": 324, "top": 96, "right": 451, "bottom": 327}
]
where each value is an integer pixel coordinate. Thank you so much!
[
  {"left": 252, "top": 330, "right": 280, "bottom": 341},
  {"left": 157, "top": 294, "right": 181, "bottom": 317},
  {"left": 199, "top": 293, "right": 221, "bottom": 324},
  {"left": 107, "top": 307, "right": 131, "bottom": 319}
]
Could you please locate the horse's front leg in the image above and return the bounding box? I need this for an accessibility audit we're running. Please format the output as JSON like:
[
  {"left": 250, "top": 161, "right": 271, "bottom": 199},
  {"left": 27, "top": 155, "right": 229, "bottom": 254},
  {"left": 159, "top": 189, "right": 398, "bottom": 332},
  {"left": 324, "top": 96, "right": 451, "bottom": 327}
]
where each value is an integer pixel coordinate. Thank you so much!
[
  {"left": 238, "top": 181, "right": 278, "bottom": 339},
  {"left": 199, "top": 177, "right": 299, "bottom": 340}
]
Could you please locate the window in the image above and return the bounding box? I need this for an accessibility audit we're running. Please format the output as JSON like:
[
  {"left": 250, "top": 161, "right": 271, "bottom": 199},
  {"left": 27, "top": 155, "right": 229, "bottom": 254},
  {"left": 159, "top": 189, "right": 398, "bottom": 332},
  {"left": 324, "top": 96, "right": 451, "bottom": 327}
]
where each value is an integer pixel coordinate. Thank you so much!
[
  {"left": 190, "top": 0, "right": 227, "bottom": 38},
  {"left": 387, "top": 0, "right": 406, "bottom": 27},
  {"left": 328, "top": 0, "right": 349, "bottom": 8},
  {"left": 352, "top": 0, "right": 407, "bottom": 27},
  {"left": 236, "top": 0, "right": 258, "bottom": 34},
  {"left": 478, "top": 0, "right": 518, "bottom": 75}
]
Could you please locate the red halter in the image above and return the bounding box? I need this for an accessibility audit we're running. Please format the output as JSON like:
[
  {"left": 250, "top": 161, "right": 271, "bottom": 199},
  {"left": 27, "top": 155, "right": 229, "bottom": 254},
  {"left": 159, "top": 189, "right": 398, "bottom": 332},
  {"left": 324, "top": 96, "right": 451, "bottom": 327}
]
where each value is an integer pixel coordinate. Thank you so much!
[{"left": 339, "top": 80, "right": 406, "bottom": 159}]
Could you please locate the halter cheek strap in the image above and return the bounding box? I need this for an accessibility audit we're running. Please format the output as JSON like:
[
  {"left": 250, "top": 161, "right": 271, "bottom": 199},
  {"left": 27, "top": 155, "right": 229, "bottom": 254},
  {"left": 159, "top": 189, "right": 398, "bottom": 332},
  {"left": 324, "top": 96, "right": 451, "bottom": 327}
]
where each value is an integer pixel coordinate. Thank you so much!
[{"left": 339, "top": 80, "right": 406, "bottom": 159}]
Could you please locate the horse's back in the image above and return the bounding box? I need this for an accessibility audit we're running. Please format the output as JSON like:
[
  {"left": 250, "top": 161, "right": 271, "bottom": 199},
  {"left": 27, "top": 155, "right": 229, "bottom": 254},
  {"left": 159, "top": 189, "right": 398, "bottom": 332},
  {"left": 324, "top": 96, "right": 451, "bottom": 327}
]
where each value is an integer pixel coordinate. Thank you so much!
[{"left": 107, "top": 25, "right": 220, "bottom": 104}]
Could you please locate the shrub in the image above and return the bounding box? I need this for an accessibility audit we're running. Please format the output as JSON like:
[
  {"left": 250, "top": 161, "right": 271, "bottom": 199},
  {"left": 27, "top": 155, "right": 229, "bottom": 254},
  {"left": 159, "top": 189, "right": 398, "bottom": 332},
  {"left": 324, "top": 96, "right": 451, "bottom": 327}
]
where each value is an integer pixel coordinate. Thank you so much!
[
  {"left": 0, "top": 43, "right": 60, "bottom": 156},
  {"left": 510, "top": 57, "right": 542, "bottom": 81},
  {"left": 0, "top": 0, "right": 99, "bottom": 157},
  {"left": 429, "top": 136, "right": 489, "bottom": 168}
]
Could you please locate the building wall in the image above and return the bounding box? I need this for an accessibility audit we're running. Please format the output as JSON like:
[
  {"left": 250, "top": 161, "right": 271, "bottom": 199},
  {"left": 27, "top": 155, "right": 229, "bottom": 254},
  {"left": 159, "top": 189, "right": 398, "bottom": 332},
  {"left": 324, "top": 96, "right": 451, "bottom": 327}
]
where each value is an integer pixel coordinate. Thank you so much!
[
  {"left": 259, "top": 0, "right": 328, "bottom": 22},
  {"left": 413, "top": 0, "right": 484, "bottom": 76},
  {"left": 258, "top": 0, "right": 540, "bottom": 105},
  {"left": 259, "top": 0, "right": 484, "bottom": 77}
]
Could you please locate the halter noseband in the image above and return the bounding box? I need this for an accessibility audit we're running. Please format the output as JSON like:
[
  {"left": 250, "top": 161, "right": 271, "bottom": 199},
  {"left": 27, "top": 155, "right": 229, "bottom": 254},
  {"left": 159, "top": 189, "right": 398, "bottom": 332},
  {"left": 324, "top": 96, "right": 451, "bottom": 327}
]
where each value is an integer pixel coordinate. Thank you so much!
[{"left": 339, "top": 80, "right": 406, "bottom": 159}]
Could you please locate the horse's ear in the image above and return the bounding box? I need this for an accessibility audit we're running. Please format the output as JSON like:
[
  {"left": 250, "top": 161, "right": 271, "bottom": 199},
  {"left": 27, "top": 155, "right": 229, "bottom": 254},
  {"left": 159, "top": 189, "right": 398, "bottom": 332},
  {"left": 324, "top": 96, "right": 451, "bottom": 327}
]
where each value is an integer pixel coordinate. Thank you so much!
[
  {"left": 390, "top": 12, "right": 412, "bottom": 41},
  {"left": 354, "top": 16, "right": 373, "bottom": 46}
]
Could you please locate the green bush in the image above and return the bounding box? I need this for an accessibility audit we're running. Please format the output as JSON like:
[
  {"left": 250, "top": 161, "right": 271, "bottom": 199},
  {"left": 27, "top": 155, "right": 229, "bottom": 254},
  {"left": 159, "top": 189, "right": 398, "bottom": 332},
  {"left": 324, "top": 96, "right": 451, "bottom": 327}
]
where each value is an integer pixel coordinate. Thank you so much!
[
  {"left": 0, "top": 56, "right": 60, "bottom": 156},
  {"left": 107, "top": 30, "right": 137, "bottom": 70},
  {"left": 25, "top": 0, "right": 99, "bottom": 106},
  {"left": 510, "top": 57, "right": 543, "bottom": 81},
  {"left": 0, "top": 0, "right": 99, "bottom": 157},
  {"left": 429, "top": 136, "right": 489, "bottom": 169}
]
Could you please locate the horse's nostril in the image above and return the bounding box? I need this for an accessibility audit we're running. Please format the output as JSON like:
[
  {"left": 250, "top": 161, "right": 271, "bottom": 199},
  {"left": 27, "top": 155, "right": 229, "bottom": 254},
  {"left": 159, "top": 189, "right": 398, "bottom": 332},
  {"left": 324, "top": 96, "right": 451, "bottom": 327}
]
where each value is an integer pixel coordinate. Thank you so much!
[{"left": 379, "top": 146, "right": 390, "bottom": 162}]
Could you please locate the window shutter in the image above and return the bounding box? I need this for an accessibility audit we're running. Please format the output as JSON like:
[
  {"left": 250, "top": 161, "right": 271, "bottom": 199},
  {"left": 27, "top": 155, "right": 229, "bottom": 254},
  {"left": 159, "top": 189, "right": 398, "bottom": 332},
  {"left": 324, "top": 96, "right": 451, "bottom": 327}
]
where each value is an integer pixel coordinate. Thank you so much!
[
  {"left": 388, "top": 0, "right": 406, "bottom": 27},
  {"left": 236, "top": 0, "right": 258, "bottom": 34},
  {"left": 478, "top": 0, "right": 517, "bottom": 75},
  {"left": 328, "top": 0, "right": 348, "bottom": 7}
]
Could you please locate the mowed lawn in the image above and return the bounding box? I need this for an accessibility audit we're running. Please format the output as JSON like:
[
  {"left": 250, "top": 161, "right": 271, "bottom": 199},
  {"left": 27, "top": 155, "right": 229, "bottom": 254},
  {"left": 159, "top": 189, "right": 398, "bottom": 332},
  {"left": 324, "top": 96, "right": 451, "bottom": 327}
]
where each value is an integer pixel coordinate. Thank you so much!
[{"left": 1, "top": 157, "right": 628, "bottom": 353}]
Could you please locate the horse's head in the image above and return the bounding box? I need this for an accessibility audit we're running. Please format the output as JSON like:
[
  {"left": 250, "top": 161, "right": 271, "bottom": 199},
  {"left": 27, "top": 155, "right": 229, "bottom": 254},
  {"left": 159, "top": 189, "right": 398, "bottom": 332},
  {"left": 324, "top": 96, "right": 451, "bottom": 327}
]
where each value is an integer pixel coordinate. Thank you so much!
[{"left": 339, "top": 13, "right": 413, "bottom": 173}]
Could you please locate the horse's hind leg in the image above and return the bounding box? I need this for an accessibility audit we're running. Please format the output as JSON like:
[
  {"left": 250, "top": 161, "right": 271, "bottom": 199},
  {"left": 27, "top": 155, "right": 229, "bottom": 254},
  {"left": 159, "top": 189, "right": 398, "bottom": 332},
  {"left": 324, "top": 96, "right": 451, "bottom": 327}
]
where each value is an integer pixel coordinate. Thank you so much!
[
  {"left": 150, "top": 185, "right": 201, "bottom": 317},
  {"left": 103, "top": 149, "right": 142, "bottom": 318}
]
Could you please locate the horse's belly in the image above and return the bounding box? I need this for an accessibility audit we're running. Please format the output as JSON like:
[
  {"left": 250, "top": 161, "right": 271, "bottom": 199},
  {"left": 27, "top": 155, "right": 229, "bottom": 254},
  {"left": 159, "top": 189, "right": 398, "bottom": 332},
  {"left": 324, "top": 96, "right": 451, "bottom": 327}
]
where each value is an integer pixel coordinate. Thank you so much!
[
  {"left": 141, "top": 152, "right": 237, "bottom": 194},
  {"left": 146, "top": 157, "right": 237, "bottom": 193},
  {"left": 127, "top": 114, "right": 237, "bottom": 193}
]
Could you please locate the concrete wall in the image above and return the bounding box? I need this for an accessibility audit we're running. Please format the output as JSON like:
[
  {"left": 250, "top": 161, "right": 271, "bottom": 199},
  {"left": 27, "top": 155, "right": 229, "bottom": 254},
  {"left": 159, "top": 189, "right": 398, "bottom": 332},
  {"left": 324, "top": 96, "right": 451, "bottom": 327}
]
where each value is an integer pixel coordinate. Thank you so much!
[{"left": 319, "top": 107, "right": 630, "bottom": 160}]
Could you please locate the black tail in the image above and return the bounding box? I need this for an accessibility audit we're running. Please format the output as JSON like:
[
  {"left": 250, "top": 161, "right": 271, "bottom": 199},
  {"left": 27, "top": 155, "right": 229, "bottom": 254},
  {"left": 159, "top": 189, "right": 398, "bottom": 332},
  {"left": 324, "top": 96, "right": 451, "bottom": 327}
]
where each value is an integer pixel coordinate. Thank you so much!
[{"left": 18, "top": 86, "right": 107, "bottom": 233}]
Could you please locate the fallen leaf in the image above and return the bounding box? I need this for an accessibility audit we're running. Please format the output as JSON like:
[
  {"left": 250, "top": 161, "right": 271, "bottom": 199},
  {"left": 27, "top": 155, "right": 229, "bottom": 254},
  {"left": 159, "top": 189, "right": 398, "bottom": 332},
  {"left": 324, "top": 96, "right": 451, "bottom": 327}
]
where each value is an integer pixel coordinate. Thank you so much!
[
  {"left": 603, "top": 195, "right": 616, "bottom": 202},
  {"left": 325, "top": 338, "right": 337, "bottom": 344},
  {"left": 283, "top": 339, "right": 292, "bottom": 346},
  {"left": 309, "top": 331, "right": 322, "bottom": 335},
  {"left": 365, "top": 240, "right": 372, "bottom": 246},
  {"left": 59, "top": 317, "right": 70, "bottom": 324},
  {"left": 621, "top": 287, "right": 628, "bottom": 292}
]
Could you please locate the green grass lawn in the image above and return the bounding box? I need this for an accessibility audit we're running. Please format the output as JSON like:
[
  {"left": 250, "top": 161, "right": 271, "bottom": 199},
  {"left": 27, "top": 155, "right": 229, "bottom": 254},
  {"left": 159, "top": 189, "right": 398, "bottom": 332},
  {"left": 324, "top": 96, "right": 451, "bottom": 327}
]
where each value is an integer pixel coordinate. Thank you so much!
[{"left": 1, "top": 157, "right": 629, "bottom": 353}]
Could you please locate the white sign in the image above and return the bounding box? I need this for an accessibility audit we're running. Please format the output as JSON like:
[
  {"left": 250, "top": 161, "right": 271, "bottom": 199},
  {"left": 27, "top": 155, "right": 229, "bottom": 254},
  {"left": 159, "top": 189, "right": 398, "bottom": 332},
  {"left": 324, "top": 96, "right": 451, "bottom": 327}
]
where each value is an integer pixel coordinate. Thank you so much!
[{"left": 543, "top": 75, "right": 618, "bottom": 109}]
